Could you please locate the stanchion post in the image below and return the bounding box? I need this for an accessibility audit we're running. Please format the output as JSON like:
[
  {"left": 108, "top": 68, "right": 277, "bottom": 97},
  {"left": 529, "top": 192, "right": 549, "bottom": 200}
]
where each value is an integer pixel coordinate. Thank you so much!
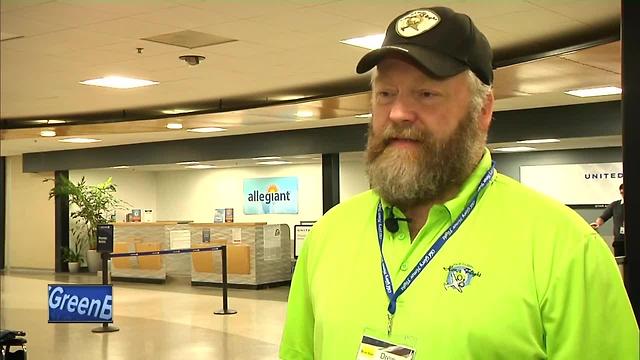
[
  {"left": 92, "top": 252, "right": 120, "bottom": 333},
  {"left": 215, "top": 245, "right": 237, "bottom": 315}
]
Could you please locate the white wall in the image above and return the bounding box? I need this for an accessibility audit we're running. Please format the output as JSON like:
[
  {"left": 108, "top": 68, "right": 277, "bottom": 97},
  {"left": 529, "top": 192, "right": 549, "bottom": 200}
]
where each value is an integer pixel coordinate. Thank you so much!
[
  {"left": 340, "top": 157, "right": 369, "bottom": 201},
  {"left": 70, "top": 169, "right": 158, "bottom": 221},
  {"left": 156, "top": 163, "right": 324, "bottom": 236},
  {"left": 5, "top": 156, "right": 55, "bottom": 270}
]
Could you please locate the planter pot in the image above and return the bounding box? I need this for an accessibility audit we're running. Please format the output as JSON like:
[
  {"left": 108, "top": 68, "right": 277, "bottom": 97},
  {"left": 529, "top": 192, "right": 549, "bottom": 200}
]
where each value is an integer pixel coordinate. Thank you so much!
[
  {"left": 86, "top": 249, "right": 102, "bottom": 273},
  {"left": 68, "top": 262, "right": 80, "bottom": 273}
]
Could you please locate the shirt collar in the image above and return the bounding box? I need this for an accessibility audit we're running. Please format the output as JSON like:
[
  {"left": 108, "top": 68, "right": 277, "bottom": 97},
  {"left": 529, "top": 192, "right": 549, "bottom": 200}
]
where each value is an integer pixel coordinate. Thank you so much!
[{"left": 441, "top": 148, "right": 493, "bottom": 218}]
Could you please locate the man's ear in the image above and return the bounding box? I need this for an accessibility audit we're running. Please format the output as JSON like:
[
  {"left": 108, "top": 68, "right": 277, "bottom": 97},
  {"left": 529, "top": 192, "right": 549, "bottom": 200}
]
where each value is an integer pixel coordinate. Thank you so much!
[{"left": 479, "top": 91, "right": 494, "bottom": 131}]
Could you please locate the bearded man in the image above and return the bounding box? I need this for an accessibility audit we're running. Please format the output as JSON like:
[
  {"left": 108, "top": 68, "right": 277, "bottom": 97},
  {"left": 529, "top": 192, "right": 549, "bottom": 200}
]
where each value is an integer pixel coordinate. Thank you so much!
[{"left": 280, "top": 6, "right": 637, "bottom": 360}]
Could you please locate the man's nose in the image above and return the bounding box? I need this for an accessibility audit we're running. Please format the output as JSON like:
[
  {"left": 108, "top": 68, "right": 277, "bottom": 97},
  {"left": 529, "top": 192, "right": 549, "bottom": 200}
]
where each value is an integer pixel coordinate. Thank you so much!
[{"left": 388, "top": 94, "right": 418, "bottom": 125}]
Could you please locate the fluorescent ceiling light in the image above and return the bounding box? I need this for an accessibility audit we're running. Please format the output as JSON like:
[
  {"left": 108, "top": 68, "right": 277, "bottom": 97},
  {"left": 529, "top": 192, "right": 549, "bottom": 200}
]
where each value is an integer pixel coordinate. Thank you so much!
[
  {"left": 40, "top": 130, "right": 56, "bottom": 137},
  {"left": 186, "top": 164, "right": 216, "bottom": 169},
  {"left": 161, "top": 109, "right": 197, "bottom": 115},
  {"left": 166, "top": 123, "right": 183, "bottom": 129},
  {"left": 79, "top": 76, "right": 159, "bottom": 89},
  {"left": 564, "top": 86, "right": 621, "bottom": 97},
  {"left": 340, "top": 33, "right": 385, "bottom": 50},
  {"left": 58, "top": 138, "right": 102, "bottom": 144},
  {"left": 295, "top": 110, "right": 314, "bottom": 118},
  {"left": 517, "top": 138, "right": 560, "bottom": 144},
  {"left": 34, "top": 119, "right": 66, "bottom": 125},
  {"left": 355, "top": 113, "right": 372, "bottom": 118},
  {"left": 257, "top": 161, "right": 291, "bottom": 165},
  {"left": 252, "top": 156, "right": 280, "bottom": 160},
  {"left": 111, "top": 166, "right": 130, "bottom": 169},
  {"left": 187, "top": 127, "right": 226, "bottom": 133},
  {"left": 493, "top": 146, "right": 536, "bottom": 153},
  {"left": 176, "top": 161, "right": 199, "bottom": 165}
]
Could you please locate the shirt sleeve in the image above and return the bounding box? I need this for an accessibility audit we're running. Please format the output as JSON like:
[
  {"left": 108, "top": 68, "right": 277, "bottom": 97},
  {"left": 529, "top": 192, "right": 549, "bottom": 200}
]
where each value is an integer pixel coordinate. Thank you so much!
[
  {"left": 541, "top": 232, "right": 639, "bottom": 358},
  {"left": 599, "top": 201, "right": 615, "bottom": 222},
  {"left": 279, "top": 231, "right": 315, "bottom": 360}
]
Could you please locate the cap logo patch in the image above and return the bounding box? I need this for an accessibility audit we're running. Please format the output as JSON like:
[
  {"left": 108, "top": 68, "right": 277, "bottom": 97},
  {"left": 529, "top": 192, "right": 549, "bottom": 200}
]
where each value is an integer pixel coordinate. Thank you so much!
[{"left": 395, "top": 9, "right": 440, "bottom": 38}]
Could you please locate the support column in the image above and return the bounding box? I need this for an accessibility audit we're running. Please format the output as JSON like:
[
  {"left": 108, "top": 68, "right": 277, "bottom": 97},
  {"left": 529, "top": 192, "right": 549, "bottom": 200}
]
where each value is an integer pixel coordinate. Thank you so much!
[
  {"left": 621, "top": 0, "right": 639, "bottom": 321},
  {"left": 54, "top": 170, "right": 70, "bottom": 272},
  {"left": 322, "top": 153, "right": 340, "bottom": 214}
]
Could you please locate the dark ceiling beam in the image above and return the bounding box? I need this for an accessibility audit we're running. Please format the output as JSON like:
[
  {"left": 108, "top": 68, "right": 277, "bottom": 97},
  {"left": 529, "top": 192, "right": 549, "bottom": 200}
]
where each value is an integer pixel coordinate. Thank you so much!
[{"left": 22, "top": 101, "right": 621, "bottom": 173}]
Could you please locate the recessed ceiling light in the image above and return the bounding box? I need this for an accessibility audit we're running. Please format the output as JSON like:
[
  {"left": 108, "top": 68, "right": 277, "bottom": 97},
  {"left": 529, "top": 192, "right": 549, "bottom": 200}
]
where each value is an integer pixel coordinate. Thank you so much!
[
  {"left": 516, "top": 138, "right": 560, "bottom": 144},
  {"left": 166, "top": 123, "right": 183, "bottom": 129},
  {"left": 111, "top": 165, "right": 130, "bottom": 169},
  {"left": 340, "top": 33, "right": 385, "bottom": 50},
  {"left": 58, "top": 138, "right": 102, "bottom": 144},
  {"left": 295, "top": 110, "right": 314, "bottom": 118},
  {"left": 79, "top": 76, "right": 159, "bottom": 89},
  {"left": 40, "top": 130, "right": 56, "bottom": 137},
  {"left": 493, "top": 146, "right": 536, "bottom": 153},
  {"left": 186, "top": 164, "right": 216, "bottom": 169},
  {"left": 187, "top": 127, "right": 226, "bottom": 133},
  {"left": 161, "top": 109, "right": 198, "bottom": 115},
  {"left": 252, "top": 156, "right": 281, "bottom": 160},
  {"left": 564, "top": 86, "right": 621, "bottom": 97},
  {"left": 176, "top": 161, "right": 200, "bottom": 165},
  {"left": 355, "top": 113, "right": 372, "bottom": 118},
  {"left": 257, "top": 160, "right": 291, "bottom": 165}
]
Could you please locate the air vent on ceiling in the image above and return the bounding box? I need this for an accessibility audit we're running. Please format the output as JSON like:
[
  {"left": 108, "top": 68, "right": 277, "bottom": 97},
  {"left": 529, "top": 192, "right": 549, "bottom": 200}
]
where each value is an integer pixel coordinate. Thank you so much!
[{"left": 141, "top": 30, "right": 236, "bottom": 49}]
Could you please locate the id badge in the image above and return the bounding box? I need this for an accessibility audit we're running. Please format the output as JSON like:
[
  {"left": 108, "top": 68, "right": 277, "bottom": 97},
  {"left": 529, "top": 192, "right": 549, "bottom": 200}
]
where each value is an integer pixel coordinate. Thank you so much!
[
  {"left": 620, "top": 226, "right": 625, "bottom": 235},
  {"left": 356, "top": 328, "right": 416, "bottom": 360}
]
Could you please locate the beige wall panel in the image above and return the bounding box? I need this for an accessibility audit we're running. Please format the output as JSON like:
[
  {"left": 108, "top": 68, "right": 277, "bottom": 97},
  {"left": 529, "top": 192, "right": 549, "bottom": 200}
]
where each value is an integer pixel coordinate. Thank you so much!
[{"left": 6, "top": 155, "right": 55, "bottom": 269}]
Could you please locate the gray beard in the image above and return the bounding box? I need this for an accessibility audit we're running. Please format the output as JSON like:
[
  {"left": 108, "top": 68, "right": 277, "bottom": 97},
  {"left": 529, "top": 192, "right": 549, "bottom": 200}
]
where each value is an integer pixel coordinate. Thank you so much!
[{"left": 365, "top": 113, "right": 485, "bottom": 209}]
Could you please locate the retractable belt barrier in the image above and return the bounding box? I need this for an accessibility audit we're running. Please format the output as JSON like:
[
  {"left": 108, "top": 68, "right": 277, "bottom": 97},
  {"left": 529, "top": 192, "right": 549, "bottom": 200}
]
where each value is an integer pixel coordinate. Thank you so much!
[{"left": 91, "top": 245, "right": 237, "bottom": 334}]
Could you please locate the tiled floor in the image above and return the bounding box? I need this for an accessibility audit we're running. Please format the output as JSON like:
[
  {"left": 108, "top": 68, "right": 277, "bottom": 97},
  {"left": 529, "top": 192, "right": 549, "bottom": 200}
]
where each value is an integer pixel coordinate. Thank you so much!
[{"left": 0, "top": 270, "right": 289, "bottom": 359}]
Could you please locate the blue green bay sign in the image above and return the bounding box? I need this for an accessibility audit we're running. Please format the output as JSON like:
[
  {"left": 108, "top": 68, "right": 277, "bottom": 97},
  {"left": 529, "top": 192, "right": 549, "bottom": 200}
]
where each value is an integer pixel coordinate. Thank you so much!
[{"left": 244, "top": 177, "right": 298, "bottom": 214}]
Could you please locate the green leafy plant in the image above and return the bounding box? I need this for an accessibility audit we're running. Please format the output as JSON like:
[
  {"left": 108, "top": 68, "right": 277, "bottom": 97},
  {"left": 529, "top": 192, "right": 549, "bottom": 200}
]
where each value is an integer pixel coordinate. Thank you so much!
[
  {"left": 45, "top": 174, "right": 129, "bottom": 250},
  {"left": 62, "top": 242, "right": 84, "bottom": 263}
]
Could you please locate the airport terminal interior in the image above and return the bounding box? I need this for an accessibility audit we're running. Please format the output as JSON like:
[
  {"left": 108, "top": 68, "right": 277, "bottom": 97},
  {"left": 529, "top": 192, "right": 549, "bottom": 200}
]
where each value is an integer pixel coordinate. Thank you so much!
[{"left": 0, "top": 1, "right": 637, "bottom": 359}]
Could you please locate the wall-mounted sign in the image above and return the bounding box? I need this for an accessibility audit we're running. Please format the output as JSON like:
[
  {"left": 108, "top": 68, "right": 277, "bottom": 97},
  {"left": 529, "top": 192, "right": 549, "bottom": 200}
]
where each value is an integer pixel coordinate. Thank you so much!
[
  {"left": 243, "top": 177, "right": 298, "bottom": 214},
  {"left": 520, "top": 162, "right": 623, "bottom": 206},
  {"left": 48, "top": 284, "right": 113, "bottom": 323},
  {"left": 294, "top": 224, "right": 313, "bottom": 258}
]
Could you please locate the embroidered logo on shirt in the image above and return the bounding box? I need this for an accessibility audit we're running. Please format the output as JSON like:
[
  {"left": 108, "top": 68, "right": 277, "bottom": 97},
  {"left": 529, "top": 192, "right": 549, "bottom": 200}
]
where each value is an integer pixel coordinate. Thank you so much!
[{"left": 444, "top": 264, "right": 481, "bottom": 293}]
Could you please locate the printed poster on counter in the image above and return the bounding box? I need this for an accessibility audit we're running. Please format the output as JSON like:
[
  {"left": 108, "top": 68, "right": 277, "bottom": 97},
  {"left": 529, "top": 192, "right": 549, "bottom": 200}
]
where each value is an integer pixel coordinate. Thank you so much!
[{"left": 243, "top": 177, "right": 298, "bottom": 215}]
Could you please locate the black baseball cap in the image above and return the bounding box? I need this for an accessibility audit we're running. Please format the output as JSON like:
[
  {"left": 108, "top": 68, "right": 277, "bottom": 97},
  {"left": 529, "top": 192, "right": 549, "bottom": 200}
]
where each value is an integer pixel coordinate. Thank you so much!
[{"left": 356, "top": 7, "right": 493, "bottom": 85}]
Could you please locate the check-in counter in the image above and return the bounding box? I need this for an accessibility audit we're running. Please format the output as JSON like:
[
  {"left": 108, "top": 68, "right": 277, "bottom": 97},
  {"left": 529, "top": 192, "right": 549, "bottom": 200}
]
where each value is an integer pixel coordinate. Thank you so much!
[
  {"left": 189, "top": 223, "right": 292, "bottom": 289},
  {"left": 110, "top": 222, "right": 291, "bottom": 288}
]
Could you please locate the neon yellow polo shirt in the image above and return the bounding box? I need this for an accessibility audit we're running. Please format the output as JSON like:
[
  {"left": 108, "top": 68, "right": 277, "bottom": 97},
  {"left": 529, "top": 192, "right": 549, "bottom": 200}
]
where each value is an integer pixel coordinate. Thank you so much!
[{"left": 280, "top": 150, "right": 638, "bottom": 359}]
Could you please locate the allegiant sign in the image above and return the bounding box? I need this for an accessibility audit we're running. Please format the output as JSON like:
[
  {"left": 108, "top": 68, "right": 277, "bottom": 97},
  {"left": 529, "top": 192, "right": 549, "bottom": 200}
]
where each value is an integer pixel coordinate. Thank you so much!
[{"left": 244, "top": 177, "right": 298, "bottom": 214}]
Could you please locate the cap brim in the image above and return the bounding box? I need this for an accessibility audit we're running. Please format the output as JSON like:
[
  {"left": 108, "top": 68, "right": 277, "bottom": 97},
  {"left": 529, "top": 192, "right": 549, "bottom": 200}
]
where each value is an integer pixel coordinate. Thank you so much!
[{"left": 356, "top": 44, "right": 468, "bottom": 77}]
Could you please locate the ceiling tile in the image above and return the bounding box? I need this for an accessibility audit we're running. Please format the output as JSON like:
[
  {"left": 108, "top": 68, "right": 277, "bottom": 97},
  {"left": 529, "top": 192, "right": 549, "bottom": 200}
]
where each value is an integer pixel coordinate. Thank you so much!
[
  {"left": 10, "top": 1, "right": 122, "bottom": 26},
  {"left": 82, "top": 18, "right": 183, "bottom": 40},
  {"left": 0, "top": 12, "right": 70, "bottom": 37},
  {"left": 0, "top": 0, "right": 51, "bottom": 13},
  {"left": 132, "top": 4, "right": 233, "bottom": 29}
]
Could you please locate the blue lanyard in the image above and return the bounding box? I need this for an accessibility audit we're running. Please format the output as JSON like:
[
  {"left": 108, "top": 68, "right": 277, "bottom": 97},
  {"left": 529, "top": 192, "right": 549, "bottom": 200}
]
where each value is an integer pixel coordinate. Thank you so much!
[{"left": 376, "top": 164, "right": 495, "bottom": 333}]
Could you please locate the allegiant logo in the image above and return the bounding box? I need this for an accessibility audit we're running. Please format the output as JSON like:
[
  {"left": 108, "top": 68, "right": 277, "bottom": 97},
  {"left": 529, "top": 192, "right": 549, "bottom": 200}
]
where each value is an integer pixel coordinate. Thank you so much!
[{"left": 247, "top": 184, "right": 291, "bottom": 204}]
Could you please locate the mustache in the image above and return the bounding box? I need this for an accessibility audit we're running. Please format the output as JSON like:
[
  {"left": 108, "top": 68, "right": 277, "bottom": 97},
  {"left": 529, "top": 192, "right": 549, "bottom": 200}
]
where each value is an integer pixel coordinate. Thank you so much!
[{"left": 380, "top": 124, "right": 425, "bottom": 144}]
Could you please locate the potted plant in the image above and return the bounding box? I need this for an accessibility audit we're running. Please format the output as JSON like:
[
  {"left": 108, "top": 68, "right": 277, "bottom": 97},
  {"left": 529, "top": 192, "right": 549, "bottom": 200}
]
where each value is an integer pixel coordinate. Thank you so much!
[
  {"left": 46, "top": 175, "right": 128, "bottom": 272},
  {"left": 62, "top": 241, "right": 84, "bottom": 273}
]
